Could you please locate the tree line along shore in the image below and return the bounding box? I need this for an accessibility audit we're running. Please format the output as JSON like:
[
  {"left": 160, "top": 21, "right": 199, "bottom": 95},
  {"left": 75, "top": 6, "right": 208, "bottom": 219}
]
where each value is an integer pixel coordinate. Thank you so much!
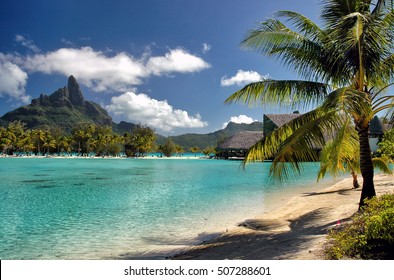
[{"left": 0, "top": 120, "right": 216, "bottom": 158}]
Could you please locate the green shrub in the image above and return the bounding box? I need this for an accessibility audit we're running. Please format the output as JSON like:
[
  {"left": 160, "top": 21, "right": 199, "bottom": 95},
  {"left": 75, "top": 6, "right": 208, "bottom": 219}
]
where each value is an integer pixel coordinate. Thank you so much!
[{"left": 325, "top": 194, "right": 394, "bottom": 259}]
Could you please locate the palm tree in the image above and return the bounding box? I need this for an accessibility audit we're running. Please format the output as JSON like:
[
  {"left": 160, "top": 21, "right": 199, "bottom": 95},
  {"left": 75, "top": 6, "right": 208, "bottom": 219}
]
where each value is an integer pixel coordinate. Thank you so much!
[
  {"left": 318, "top": 117, "right": 392, "bottom": 188},
  {"left": 51, "top": 126, "right": 65, "bottom": 155},
  {"left": 19, "top": 130, "right": 35, "bottom": 156},
  {"left": 32, "top": 129, "right": 46, "bottom": 155},
  {"left": 42, "top": 131, "right": 56, "bottom": 155},
  {"left": 5, "top": 121, "right": 26, "bottom": 154},
  {"left": 0, "top": 127, "right": 14, "bottom": 155},
  {"left": 202, "top": 146, "right": 216, "bottom": 158},
  {"left": 175, "top": 144, "right": 185, "bottom": 156},
  {"left": 58, "top": 135, "right": 72, "bottom": 155},
  {"left": 72, "top": 128, "right": 86, "bottom": 155},
  {"left": 190, "top": 146, "right": 200, "bottom": 157},
  {"left": 225, "top": 0, "right": 394, "bottom": 208}
]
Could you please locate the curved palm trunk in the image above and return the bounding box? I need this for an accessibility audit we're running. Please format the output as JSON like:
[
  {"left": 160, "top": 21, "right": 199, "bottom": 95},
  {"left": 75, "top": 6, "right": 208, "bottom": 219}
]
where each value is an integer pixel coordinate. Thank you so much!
[
  {"left": 351, "top": 171, "right": 360, "bottom": 189},
  {"left": 357, "top": 124, "right": 376, "bottom": 209}
]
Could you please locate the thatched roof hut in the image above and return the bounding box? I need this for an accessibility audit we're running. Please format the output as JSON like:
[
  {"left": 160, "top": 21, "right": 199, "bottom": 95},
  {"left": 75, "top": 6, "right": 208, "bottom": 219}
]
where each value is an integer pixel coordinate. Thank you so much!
[
  {"left": 217, "top": 131, "right": 264, "bottom": 159},
  {"left": 263, "top": 113, "right": 300, "bottom": 136},
  {"left": 369, "top": 116, "right": 384, "bottom": 136}
]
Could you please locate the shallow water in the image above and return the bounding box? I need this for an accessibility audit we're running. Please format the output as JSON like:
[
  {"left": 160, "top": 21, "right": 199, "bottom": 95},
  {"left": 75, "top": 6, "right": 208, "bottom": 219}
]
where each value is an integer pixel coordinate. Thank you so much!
[{"left": 0, "top": 157, "right": 334, "bottom": 259}]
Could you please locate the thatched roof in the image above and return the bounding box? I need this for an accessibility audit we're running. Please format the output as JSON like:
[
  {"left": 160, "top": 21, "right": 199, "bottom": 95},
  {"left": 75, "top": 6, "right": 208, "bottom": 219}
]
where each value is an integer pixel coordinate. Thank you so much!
[
  {"left": 369, "top": 116, "right": 384, "bottom": 135},
  {"left": 264, "top": 114, "right": 300, "bottom": 128},
  {"left": 218, "top": 131, "right": 264, "bottom": 150}
]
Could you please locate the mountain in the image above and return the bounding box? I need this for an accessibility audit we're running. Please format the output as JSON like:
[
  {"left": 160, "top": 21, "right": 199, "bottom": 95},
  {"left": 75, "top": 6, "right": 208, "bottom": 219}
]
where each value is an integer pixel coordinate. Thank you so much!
[
  {"left": 2, "top": 76, "right": 114, "bottom": 131},
  {"left": 158, "top": 121, "right": 264, "bottom": 150},
  {"left": 112, "top": 121, "right": 137, "bottom": 135},
  {"left": 1, "top": 75, "right": 263, "bottom": 148}
]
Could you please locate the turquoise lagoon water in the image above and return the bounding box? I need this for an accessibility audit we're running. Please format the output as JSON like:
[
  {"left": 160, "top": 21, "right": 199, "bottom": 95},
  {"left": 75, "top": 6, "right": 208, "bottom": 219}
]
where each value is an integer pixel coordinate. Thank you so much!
[{"left": 0, "top": 157, "right": 333, "bottom": 259}]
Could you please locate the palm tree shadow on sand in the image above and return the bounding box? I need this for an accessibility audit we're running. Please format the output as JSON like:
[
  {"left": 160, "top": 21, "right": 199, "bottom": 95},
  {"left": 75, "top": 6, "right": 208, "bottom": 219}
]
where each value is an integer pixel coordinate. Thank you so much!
[
  {"left": 109, "top": 207, "right": 354, "bottom": 260},
  {"left": 168, "top": 208, "right": 354, "bottom": 260}
]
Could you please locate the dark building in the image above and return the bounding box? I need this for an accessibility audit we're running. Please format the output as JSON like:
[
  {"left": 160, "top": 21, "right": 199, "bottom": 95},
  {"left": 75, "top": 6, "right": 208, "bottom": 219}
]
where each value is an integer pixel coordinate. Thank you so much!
[{"left": 216, "top": 131, "right": 264, "bottom": 159}]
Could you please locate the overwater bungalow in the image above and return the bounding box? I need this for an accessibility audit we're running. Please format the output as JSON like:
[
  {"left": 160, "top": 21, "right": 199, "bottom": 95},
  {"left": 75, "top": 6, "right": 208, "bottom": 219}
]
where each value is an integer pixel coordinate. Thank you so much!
[
  {"left": 216, "top": 131, "right": 264, "bottom": 160},
  {"left": 216, "top": 113, "right": 388, "bottom": 160}
]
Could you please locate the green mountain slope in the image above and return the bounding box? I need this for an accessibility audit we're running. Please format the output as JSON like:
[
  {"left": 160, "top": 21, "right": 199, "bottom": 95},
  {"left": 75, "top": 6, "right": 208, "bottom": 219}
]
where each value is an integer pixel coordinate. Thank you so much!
[
  {"left": 1, "top": 76, "right": 113, "bottom": 131},
  {"left": 1, "top": 75, "right": 263, "bottom": 149},
  {"left": 158, "top": 121, "right": 264, "bottom": 150}
]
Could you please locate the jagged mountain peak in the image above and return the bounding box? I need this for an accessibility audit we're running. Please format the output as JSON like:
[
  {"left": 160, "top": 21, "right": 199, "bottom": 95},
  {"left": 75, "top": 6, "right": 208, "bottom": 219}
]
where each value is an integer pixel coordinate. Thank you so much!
[
  {"left": 67, "top": 75, "right": 85, "bottom": 106},
  {"left": 1, "top": 76, "right": 112, "bottom": 130}
]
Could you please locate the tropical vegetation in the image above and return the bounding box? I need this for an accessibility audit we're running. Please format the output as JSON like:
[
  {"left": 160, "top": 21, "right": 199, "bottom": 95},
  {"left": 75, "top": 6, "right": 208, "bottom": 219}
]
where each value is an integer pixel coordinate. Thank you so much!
[
  {"left": 1, "top": 120, "right": 126, "bottom": 157},
  {"left": 159, "top": 138, "right": 177, "bottom": 157},
  {"left": 378, "top": 128, "right": 394, "bottom": 158},
  {"left": 0, "top": 120, "right": 217, "bottom": 158},
  {"left": 124, "top": 124, "right": 156, "bottom": 157},
  {"left": 317, "top": 119, "right": 392, "bottom": 188},
  {"left": 325, "top": 194, "right": 394, "bottom": 259},
  {"left": 226, "top": 0, "right": 394, "bottom": 208}
]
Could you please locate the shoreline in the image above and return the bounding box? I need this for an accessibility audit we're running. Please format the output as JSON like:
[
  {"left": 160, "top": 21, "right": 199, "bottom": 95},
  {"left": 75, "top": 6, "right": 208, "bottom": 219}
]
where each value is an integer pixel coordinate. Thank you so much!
[
  {"left": 0, "top": 154, "right": 209, "bottom": 160},
  {"left": 170, "top": 174, "right": 394, "bottom": 260}
]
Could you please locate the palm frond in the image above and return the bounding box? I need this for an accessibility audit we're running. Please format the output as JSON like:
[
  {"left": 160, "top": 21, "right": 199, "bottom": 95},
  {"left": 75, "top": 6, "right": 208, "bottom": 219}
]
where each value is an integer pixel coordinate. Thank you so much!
[
  {"left": 373, "top": 54, "right": 394, "bottom": 85},
  {"left": 321, "top": 87, "right": 372, "bottom": 120},
  {"left": 372, "top": 0, "right": 394, "bottom": 15},
  {"left": 244, "top": 108, "right": 341, "bottom": 180},
  {"left": 318, "top": 117, "right": 360, "bottom": 180},
  {"left": 241, "top": 15, "right": 333, "bottom": 82},
  {"left": 386, "top": 102, "right": 394, "bottom": 122},
  {"left": 321, "top": 0, "right": 361, "bottom": 26},
  {"left": 224, "top": 80, "right": 329, "bottom": 109},
  {"left": 241, "top": 18, "right": 297, "bottom": 54},
  {"left": 372, "top": 95, "right": 394, "bottom": 115},
  {"left": 372, "top": 156, "right": 393, "bottom": 174},
  {"left": 270, "top": 109, "right": 343, "bottom": 178},
  {"left": 274, "top": 10, "right": 323, "bottom": 40}
]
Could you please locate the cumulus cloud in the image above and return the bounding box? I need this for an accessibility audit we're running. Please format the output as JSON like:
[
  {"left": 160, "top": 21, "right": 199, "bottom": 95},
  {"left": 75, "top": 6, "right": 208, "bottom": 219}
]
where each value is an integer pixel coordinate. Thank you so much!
[
  {"left": 23, "top": 47, "right": 146, "bottom": 92},
  {"left": 222, "top": 115, "right": 258, "bottom": 129},
  {"left": 106, "top": 92, "right": 208, "bottom": 132},
  {"left": 202, "top": 43, "right": 211, "bottom": 53},
  {"left": 21, "top": 47, "right": 210, "bottom": 92},
  {"left": 0, "top": 39, "right": 211, "bottom": 109},
  {"left": 0, "top": 53, "right": 30, "bottom": 103},
  {"left": 221, "top": 70, "right": 270, "bottom": 87},
  {"left": 146, "top": 49, "right": 210, "bottom": 76}
]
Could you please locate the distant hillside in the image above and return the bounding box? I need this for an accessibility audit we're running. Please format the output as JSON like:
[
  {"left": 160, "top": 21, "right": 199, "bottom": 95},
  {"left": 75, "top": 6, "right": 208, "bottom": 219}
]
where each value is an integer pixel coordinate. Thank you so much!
[
  {"left": 159, "top": 121, "right": 264, "bottom": 150},
  {"left": 1, "top": 76, "right": 113, "bottom": 131},
  {"left": 0, "top": 75, "right": 263, "bottom": 149},
  {"left": 112, "top": 121, "right": 137, "bottom": 135}
]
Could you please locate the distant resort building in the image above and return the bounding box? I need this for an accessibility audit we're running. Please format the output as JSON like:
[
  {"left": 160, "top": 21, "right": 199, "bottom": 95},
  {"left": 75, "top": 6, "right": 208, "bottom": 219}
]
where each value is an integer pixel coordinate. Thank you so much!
[
  {"left": 369, "top": 116, "right": 385, "bottom": 153},
  {"left": 216, "top": 113, "right": 299, "bottom": 159},
  {"left": 217, "top": 113, "right": 388, "bottom": 160},
  {"left": 216, "top": 131, "right": 264, "bottom": 159},
  {"left": 262, "top": 113, "right": 301, "bottom": 136}
]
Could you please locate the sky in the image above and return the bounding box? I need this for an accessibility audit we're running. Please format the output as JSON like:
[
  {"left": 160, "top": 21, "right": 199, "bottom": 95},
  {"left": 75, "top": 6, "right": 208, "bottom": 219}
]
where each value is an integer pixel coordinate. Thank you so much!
[{"left": 0, "top": 0, "right": 321, "bottom": 135}]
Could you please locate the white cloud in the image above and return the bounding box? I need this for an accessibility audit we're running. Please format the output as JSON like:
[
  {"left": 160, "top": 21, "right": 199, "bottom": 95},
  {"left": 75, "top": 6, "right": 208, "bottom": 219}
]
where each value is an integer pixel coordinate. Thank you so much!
[
  {"left": 106, "top": 91, "right": 208, "bottom": 132},
  {"left": 221, "top": 70, "right": 270, "bottom": 87},
  {"left": 23, "top": 47, "right": 146, "bottom": 92},
  {"left": 0, "top": 53, "right": 30, "bottom": 103},
  {"left": 21, "top": 47, "right": 210, "bottom": 92},
  {"left": 222, "top": 115, "right": 257, "bottom": 129},
  {"left": 202, "top": 43, "right": 211, "bottom": 53},
  {"left": 0, "top": 41, "right": 210, "bottom": 107},
  {"left": 14, "top": 35, "right": 41, "bottom": 53},
  {"left": 146, "top": 48, "right": 211, "bottom": 76}
]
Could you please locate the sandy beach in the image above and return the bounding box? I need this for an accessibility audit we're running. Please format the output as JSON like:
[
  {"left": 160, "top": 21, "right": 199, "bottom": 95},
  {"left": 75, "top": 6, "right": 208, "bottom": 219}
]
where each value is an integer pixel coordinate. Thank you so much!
[{"left": 172, "top": 173, "right": 394, "bottom": 260}]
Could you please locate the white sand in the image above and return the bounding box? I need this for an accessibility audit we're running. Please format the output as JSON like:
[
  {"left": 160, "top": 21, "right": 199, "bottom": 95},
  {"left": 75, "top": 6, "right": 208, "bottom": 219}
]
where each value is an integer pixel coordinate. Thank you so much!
[{"left": 172, "top": 174, "right": 394, "bottom": 260}]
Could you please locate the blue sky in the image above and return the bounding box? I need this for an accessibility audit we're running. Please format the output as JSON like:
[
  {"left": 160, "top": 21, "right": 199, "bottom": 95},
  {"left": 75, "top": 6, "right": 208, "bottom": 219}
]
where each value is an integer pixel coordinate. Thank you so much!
[{"left": 0, "top": 0, "right": 321, "bottom": 135}]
